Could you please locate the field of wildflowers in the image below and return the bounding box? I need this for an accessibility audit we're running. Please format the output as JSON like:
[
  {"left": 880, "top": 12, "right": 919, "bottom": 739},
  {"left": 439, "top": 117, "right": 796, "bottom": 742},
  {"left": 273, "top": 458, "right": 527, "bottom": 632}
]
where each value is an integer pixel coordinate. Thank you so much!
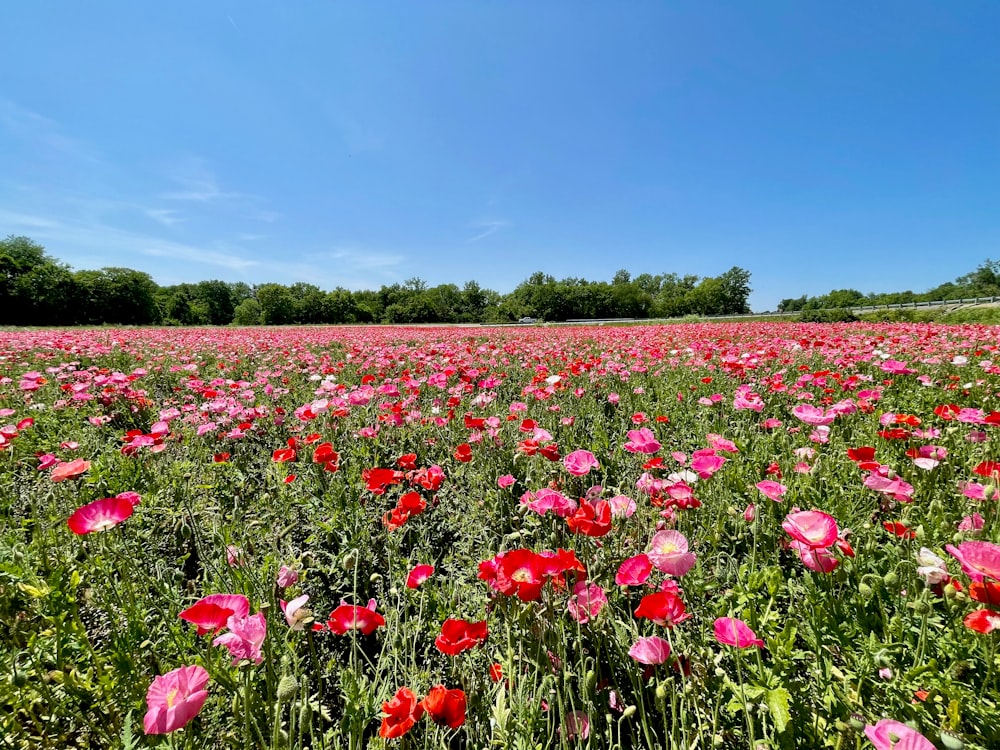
[{"left": 2, "top": 322, "right": 999, "bottom": 749}]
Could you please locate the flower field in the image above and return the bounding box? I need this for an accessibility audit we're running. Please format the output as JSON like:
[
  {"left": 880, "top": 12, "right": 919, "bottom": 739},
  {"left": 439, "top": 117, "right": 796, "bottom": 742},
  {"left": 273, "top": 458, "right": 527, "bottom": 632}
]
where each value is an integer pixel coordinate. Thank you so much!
[{"left": 3, "top": 322, "right": 1000, "bottom": 749}]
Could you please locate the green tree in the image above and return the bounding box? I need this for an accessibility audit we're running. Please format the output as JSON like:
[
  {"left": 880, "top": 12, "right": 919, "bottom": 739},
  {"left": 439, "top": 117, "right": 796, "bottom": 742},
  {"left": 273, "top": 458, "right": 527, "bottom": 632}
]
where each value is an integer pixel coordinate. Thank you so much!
[{"left": 256, "top": 284, "right": 296, "bottom": 325}]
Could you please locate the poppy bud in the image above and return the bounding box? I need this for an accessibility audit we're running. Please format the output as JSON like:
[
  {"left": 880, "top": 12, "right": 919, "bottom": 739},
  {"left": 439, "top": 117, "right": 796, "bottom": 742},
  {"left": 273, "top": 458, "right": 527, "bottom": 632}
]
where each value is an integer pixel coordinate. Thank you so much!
[
  {"left": 883, "top": 571, "right": 899, "bottom": 587},
  {"left": 655, "top": 682, "right": 668, "bottom": 700},
  {"left": 622, "top": 705, "right": 636, "bottom": 719},
  {"left": 277, "top": 674, "right": 299, "bottom": 703},
  {"left": 848, "top": 713, "right": 866, "bottom": 730},
  {"left": 940, "top": 730, "right": 965, "bottom": 750},
  {"left": 342, "top": 551, "right": 358, "bottom": 570}
]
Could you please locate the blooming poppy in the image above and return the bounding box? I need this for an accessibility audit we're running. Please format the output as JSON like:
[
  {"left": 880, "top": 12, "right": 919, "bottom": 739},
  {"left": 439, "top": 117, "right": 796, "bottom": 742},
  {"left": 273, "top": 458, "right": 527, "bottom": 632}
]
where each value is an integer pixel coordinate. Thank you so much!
[
  {"left": 51, "top": 458, "right": 91, "bottom": 482},
  {"left": 422, "top": 685, "right": 467, "bottom": 728},
  {"left": 212, "top": 612, "right": 267, "bottom": 665},
  {"left": 179, "top": 594, "right": 251, "bottom": 635},
  {"left": 863, "top": 719, "right": 935, "bottom": 750},
  {"left": 563, "top": 449, "right": 599, "bottom": 476},
  {"left": 406, "top": 564, "right": 435, "bottom": 589},
  {"left": 782, "top": 510, "right": 839, "bottom": 549},
  {"left": 67, "top": 497, "right": 135, "bottom": 535},
  {"left": 143, "top": 664, "right": 210, "bottom": 735},
  {"left": 634, "top": 591, "right": 690, "bottom": 627},
  {"left": 883, "top": 521, "right": 916, "bottom": 540},
  {"left": 327, "top": 599, "right": 386, "bottom": 635},
  {"left": 453, "top": 443, "right": 473, "bottom": 462},
  {"left": 566, "top": 581, "right": 607, "bottom": 624},
  {"left": 379, "top": 687, "right": 424, "bottom": 739},
  {"left": 566, "top": 500, "right": 612, "bottom": 537},
  {"left": 435, "top": 618, "right": 488, "bottom": 655},
  {"left": 647, "top": 530, "right": 697, "bottom": 577},
  {"left": 713, "top": 617, "right": 764, "bottom": 648},
  {"left": 629, "top": 636, "right": 672, "bottom": 665}
]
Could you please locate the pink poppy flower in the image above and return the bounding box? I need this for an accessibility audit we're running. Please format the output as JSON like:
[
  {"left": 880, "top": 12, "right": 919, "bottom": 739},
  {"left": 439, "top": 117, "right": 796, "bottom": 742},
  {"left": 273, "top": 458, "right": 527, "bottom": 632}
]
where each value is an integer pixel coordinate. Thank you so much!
[
  {"left": 67, "top": 497, "right": 135, "bottom": 535},
  {"left": 790, "top": 540, "right": 840, "bottom": 573},
  {"left": 958, "top": 513, "right": 985, "bottom": 533},
  {"left": 743, "top": 504, "right": 756, "bottom": 522},
  {"left": 226, "top": 545, "right": 245, "bottom": 567},
  {"left": 623, "top": 428, "right": 661, "bottom": 455},
  {"left": 628, "top": 636, "right": 672, "bottom": 665},
  {"left": 563, "top": 449, "right": 599, "bottom": 476},
  {"left": 647, "top": 530, "right": 697, "bottom": 577},
  {"left": 863, "top": 719, "right": 935, "bottom": 750},
  {"left": 327, "top": 599, "right": 386, "bottom": 635},
  {"left": 213, "top": 612, "right": 267, "bottom": 665},
  {"left": 563, "top": 710, "right": 591, "bottom": 740},
  {"left": 37, "top": 453, "right": 60, "bottom": 470},
  {"left": 50, "top": 458, "right": 91, "bottom": 482},
  {"left": 566, "top": 581, "right": 607, "bottom": 624},
  {"left": 782, "top": 510, "right": 839, "bottom": 549},
  {"left": 713, "top": 617, "right": 764, "bottom": 648},
  {"left": 616, "top": 554, "right": 653, "bottom": 586},
  {"left": 690, "top": 452, "right": 725, "bottom": 479},
  {"left": 792, "top": 404, "right": 836, "bottom": 426},
  {"left": 945, "top": 541, "right": 1000, "bottom": 582},
  {"left": 755, "top": 480, "right": 787, "bottom": 501},
  {"left": 497, "top": 474, "right": 516, "bottom": 489},
  {"left": 143, "top": 664, "right": 210, "bottom": 734},
  {"left": 406, "top": 564, "right": 435, "bottom": 589},
  {"left": 276, "top": 565, "right": 299, "bottom": 588},
  {"left": 179, "top": 594, "right": 251, "bottom": 635},
  {"left": 608, "top": 494, "right": 637, "bottom": 518}
]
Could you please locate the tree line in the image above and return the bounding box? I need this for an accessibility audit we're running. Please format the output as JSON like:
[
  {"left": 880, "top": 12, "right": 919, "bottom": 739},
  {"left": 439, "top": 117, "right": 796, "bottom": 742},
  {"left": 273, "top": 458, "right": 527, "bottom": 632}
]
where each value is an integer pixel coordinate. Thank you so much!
[
  {"left": 0, "top": 235, "right": 752, "bottom": 326},
  {"left": 777, "top": 260, "right": 1000, "bottom": 313}
]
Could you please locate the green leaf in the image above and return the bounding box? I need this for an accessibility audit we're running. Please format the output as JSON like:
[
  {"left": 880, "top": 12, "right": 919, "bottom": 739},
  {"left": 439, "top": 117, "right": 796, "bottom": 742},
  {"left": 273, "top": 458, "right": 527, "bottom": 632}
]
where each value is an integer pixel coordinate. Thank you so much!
[{"left": 766, "top": 687, "right": 791, "bottom": 733}]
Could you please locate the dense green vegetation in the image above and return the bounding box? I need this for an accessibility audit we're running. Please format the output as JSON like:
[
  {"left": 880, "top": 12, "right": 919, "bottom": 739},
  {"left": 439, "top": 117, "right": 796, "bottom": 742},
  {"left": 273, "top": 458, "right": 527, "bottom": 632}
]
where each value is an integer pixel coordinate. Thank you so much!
[{"left": 2, "top": 234, "right": 998, "bottom": 326}]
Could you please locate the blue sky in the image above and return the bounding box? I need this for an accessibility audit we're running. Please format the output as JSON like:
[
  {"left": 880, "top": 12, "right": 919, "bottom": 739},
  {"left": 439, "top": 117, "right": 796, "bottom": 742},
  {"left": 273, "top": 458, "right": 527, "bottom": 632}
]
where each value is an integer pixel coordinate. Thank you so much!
[{"left": 2, "top": 2, "right": 998, "bottom": 311}]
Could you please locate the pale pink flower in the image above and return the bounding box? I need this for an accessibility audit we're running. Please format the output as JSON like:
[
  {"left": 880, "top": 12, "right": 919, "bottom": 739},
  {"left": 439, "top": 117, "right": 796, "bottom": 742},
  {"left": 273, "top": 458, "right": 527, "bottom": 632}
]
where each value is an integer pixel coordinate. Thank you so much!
[
  {"left": 608, "top": 495, "right": 637, "bottom": 518},
  {"left": 792, "top": 404, "right": 836, "bottom": 426},
  {"left": 791, "top": 540, "right": 840, "bottom": 573},
  {"left": 280, "top": 595, "right": 311, "bottom": 630},
  {"left": 755, "top": 480, "right": 787, "bottom": 501},
  {"left": 276, "top": 565, "right": 299, "bottom": 589},
  {"left": 915, "top": 548, "right": 950, "bottom": 586},
  {"left": 629, "top": 636, "right": 672, "bottom": 664},
  {"left": 958, "top": 513, "right": 985, "bottom": 533},
  {"left": 647, "top": 530, "right": 696, "bottom": 577}
]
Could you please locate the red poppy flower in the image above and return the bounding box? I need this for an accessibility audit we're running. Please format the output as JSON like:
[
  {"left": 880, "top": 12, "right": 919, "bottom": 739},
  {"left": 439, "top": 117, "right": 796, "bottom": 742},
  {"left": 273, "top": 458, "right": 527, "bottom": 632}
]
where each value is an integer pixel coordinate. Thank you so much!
[
  {"left": 213, "top": 452, "right": 230, "bottom": 463},
  {"left": 464, "top": 414, "right": 485, "bottom": 430},
  {"left": 410, "top": 465, "right": 445, "bottom": 491},
  {"left": 51, "top": 458, "right": 91, "bottom": 482},
  {"left": 327, "top": 599, "right": 385, "bottom": 635},
  {"left": 489, "top": 663, "right": 504, "bottom": 682},
  {"left": 379, "top": 687, "right": 424, "bottom": 739},
  {"left": 974, "top": 461, "right": 1000, "bottom": 480},
  {"left": 969, "top": 580, "right": 1000, "bottom": 608},
  {"left": 634, "top": 591, "right": 691, "bottom": 627},
  {"left": 964, "top": 608, "right": 1000, "bottom": 633},
  {"left": 363, "top": 467, "right": 405, "bottom": 494},
  {"left": 539, "top": 443, "right": 561, "bottom": 461},
  {"left": 179, "top": 594, "right": 250, "bottom": 635},
  {"left": 566, "top": 500, "right": 613, "bottom": 537},
  {"left": 396, "top": 453, "right": 417, "bottom": 470},
  {"left": 883, "top": 521, "right": 916, "bottom": 540},
  {"left": 422, "top": 685, "right": 466, "bottom": 728},
  {"left": 453, "top": 443, "right": 473, "bottom": 463},
  {"left": 312, "top": 442, "right": 340, "bottom": 469},
  {"left": 272, "top": 447, "right": 297, "bottom": 463},
  {"left": 435, "top": 618, "right": 488, "bottom": 655}
]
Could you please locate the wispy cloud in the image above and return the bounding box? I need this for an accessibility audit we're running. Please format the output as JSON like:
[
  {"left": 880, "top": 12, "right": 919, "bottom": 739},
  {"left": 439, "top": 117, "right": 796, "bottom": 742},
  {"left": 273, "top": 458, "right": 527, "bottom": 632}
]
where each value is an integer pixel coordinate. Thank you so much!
[
  {"left": 0, "top": 99, "right": 102, "bottom": 164},
  {"left": 144, "top": 208, "right": 184, "bottom": 226},
  {"left": 141, "top": 243, "right": 259, "bottom": 271},
  {"left": 467, "top": 219, "right": 509, "bottom": 242}
]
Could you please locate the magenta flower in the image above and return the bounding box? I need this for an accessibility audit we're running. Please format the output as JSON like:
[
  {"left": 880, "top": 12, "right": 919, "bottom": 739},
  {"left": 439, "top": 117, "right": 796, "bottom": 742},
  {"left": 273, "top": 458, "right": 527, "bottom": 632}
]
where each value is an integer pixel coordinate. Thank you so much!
[
  {"left": 790, "top": 540, "right": 840, "bottom": 573},
  {"left": 863, "top": 719, "right": 935, "bottom": 750},
  {"left": 616, "top": 554, "right": 653, "bottom": 586},
  {"left": 945, "top": 541, "right": 1000, "bottom": 582},
  {"left": 713, "top": 617, "right": 764, "bottom": 649},
  {"left": 623, "top": 428, "right": 661, "bottom": 455},
  {"left": 563, "top": 710, "right": 591, "bottom": 740},
  {"left": 143, "top": 664, "right": 210, "bottom": 734},
  {"left": 67, "top": 497, "right": 135, "bottom": 535},
  {"left": 690, "top": 452, "right": 725, "bottom": 478},
  {"left": 566, "top": 581, "right": 607, "bottom": 624},
  {"left": 213, "top": 612, "right": 267, "bottom": 665},
  {"left": 628, "top": 636, "right": 672, "bottom": 665},
  {"left": 563, "top": 449, "right": 599, "bottom": 476},
  {"left": 497, "top": 474, "right": 516, "bottom": 488},
  {"left": 782, "top": 510, "right": 839, "bottom": 549}
]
